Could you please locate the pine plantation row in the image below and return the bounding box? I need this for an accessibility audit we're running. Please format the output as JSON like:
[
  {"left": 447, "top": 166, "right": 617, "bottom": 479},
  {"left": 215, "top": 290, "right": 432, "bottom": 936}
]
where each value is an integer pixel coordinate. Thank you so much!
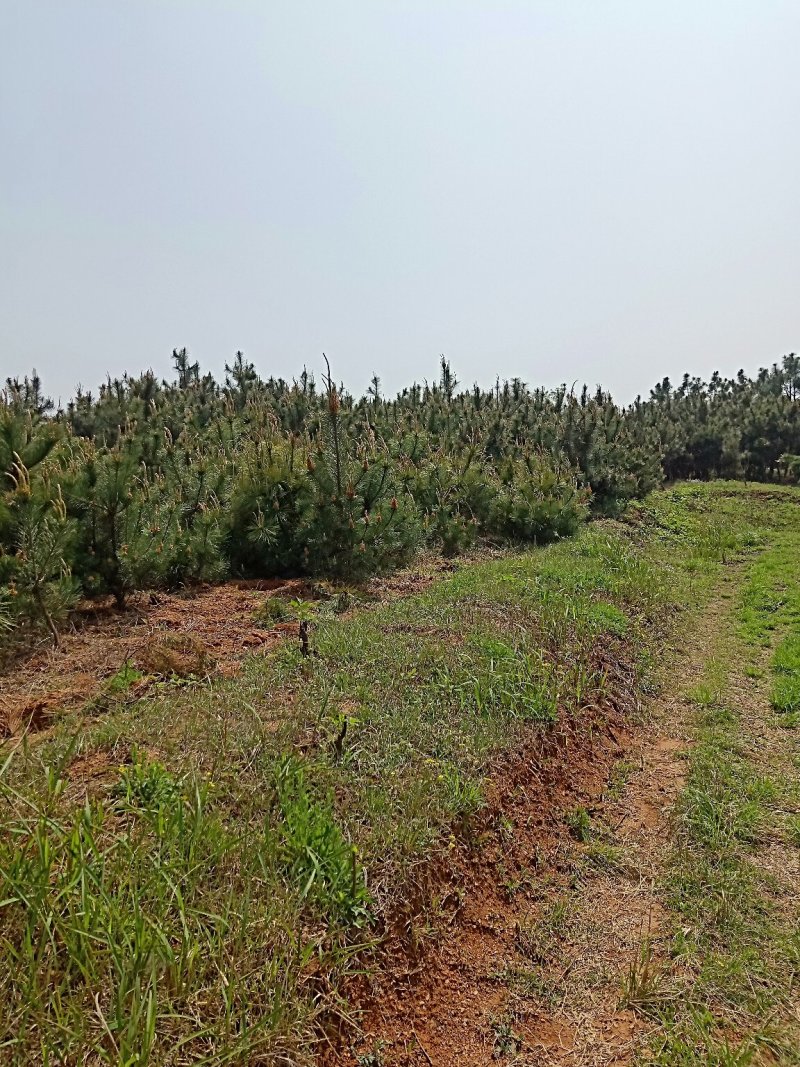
[{"left": 2, "top": 351, "right": 799, "bottom": 649}]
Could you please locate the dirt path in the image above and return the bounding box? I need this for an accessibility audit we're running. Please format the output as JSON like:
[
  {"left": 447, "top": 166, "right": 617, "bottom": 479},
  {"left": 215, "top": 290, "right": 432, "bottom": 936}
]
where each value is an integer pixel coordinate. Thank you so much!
[{"left": 335, "top": 577, "right": 740, "bottom": 1067}]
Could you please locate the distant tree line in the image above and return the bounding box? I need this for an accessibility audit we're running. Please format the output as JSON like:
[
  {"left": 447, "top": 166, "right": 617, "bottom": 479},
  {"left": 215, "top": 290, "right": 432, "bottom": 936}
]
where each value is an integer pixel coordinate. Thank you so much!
[{"left": 1, "top": 350, "right": 798, "bottom": 647}]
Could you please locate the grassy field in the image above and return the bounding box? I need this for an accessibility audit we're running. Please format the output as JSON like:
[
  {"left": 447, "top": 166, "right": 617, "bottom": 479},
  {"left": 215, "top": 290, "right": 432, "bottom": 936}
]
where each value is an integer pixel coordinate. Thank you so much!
[{"left": 1, "top": 482, "right": 799, "bottom": 1065}]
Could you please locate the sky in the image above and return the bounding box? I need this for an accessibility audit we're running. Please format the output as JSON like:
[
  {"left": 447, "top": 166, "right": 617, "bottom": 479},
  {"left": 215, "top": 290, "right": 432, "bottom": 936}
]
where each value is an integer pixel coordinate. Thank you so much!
[{"left": 1, "top": 1, "right": 798, "bottom": 406}]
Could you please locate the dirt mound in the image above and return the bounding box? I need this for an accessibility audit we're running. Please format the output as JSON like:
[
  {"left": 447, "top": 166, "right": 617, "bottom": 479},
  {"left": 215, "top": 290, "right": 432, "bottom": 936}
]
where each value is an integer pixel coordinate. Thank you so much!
[{"left": 136, "top": 632, "right": 216, "bottom": 679}]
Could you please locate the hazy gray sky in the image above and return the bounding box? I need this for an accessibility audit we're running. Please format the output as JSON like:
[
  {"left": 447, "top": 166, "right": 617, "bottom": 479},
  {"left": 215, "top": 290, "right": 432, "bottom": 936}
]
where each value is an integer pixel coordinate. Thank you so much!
[{"left": 2, "top": 1, "right": 798, "bottom": 405}]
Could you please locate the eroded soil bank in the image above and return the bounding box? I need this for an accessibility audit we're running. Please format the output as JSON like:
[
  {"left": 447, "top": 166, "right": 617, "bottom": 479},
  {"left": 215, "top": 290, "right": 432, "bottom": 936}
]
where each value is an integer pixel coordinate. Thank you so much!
[
  {"left": 328, "top": 490, "right": 800, "bottom": 1066},
  {"left": 327, "top": 591, "right": 731, "bottom": 1067}
]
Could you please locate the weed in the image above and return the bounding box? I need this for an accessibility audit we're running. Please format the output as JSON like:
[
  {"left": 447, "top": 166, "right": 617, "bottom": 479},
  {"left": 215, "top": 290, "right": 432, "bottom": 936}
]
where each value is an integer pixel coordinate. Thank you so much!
[
  {"left": 742, "top": 663, "right": 764, "bottom": 679},
  {"left": 500, "top": 864, "right": 537, "bottom": 902},
  {"left": 494, "top": 962, "right": 561, "bottom": 1001},
  {"left": 254, "top": 597, "right": 294, "bottom": 625},
  {"left": 516, "top": 898, "right": 569, "bottom": 962},
  {"left": 686, "top": 682, "right": 718, "bottom": 707},
  {"left": 773, "top": 634, "right": 800, "bottom": 674},
  {"left": 274, "top": 756, "right": 373, "bottom": 927},
  {"left": 497, "top": 814, "right": 515, "bottom": 843},
  {"left": 107, "top": 660, "right": 143, "bottom": 693},
  {"left": 584, "top": 600, "right": 630, "bottom": 635},
  {"left": 565, "top": 805, "right": 593, "bottom": 842},
  {"left": 620, "top": 938, "right": 666, "bottom": 1019},
  {"left": 686, "top": 658, "right": 726, "bottom": 707},
  {"left": 356, "top": 1042, "right": 386, "bottom": 1066},
  {"left": 490, "top": 1015, "right": 523, "bottom": 1058},
  {"left": 771, "top": 673, "right": 800, "bottom": 713},
  {"left": 113, "top": 747, "right": 182, "bottom": 811},
  {"left": 606, "top": 759, "right": 636, "bottom": 800},
  {"left": 439, "top": 764, "right": 484, "bottom": 822},
  {"left": 581, "top": 841, "right": 626, "bottom": 873}
]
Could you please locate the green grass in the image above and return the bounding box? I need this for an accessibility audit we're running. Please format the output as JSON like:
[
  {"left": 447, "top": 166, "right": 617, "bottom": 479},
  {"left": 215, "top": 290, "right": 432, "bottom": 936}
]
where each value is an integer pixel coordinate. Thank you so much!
[
  {"left": 0, "top": 481, "right": 798, "bottom": 1064},
  {"left": 641, "top": 486, "right": 800, "bottom": 1064},
  {"left": 0, "top": 747, "right": 313, "bottom": 1064},
  {"left": 772, "top": 633, "right": 800, "bottom": 715},
  {"left": 274, "top": 755, "right": 373, "bottom": 926},
  {"left": 652, "top": 707, "right": 800, "bottom": 1061},
  {"left": 741, "top": 527, "right": 800, "bottom": 722}
]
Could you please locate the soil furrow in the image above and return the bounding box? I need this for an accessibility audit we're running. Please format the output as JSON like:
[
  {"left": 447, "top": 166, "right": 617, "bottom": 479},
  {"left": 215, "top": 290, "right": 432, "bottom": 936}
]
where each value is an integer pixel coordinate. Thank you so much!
[{"left": 334, "top": 578, "right": 739, "bottom": 1066}]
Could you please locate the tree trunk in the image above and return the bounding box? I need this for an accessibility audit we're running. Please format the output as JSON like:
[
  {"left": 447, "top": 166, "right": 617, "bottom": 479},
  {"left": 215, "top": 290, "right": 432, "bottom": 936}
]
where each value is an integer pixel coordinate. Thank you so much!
[{"left": 33, "top": 586, "right": 59, "bottom": 648}]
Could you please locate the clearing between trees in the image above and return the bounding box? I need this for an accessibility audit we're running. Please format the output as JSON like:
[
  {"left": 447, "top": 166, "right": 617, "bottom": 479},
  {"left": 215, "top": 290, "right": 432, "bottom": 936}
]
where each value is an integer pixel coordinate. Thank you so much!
[{"left": 1, "top": 482, "right": 799, "bottom": 1065}]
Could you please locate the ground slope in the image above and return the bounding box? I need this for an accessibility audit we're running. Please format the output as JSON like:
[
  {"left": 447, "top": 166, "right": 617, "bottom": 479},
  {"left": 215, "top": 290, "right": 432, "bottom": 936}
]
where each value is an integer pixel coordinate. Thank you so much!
[{"left": 1, "top": 483, "right": 798, "bottom": 1066}]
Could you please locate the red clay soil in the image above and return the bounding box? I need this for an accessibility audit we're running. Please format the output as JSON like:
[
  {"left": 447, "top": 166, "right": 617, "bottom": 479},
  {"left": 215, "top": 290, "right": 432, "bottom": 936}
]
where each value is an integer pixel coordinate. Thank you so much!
[
  {"left": 321, "top": 587, "right": 725, "bottom": 1067},
  {"left": 320, "top": 647, "right": 652, "bottom": 1067},
  {"left": 0, "top": 580, "right": 308, "bottom": 739}
]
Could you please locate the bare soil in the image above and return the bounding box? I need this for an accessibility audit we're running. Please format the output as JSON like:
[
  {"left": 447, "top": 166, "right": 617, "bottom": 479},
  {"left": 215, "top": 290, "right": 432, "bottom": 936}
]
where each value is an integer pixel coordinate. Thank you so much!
[{"left": 0, "top": 581, "right": 308, "bottom": 738}]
